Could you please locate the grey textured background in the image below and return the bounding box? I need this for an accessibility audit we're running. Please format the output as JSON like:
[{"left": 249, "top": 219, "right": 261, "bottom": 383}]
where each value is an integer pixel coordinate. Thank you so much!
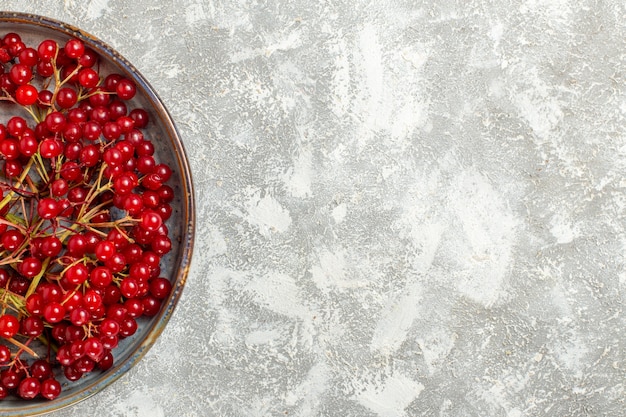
[{"left": 1, "top": 0, "right": 625, "bottom": 416}]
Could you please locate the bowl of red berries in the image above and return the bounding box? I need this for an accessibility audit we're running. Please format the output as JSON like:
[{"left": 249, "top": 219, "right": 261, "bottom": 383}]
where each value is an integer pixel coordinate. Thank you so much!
[{"left": 0, "top": 12, "right": 194, "bottom": 415}]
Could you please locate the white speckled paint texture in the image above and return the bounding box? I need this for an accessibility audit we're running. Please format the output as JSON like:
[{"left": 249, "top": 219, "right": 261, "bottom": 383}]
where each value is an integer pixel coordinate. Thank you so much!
[{"left": 2, "top": 0, "right": 624, "bottom": 416}]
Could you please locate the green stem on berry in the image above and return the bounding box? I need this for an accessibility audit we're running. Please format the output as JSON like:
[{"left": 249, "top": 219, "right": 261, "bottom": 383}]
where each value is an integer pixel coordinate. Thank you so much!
[
  {"left": 0, "top": 157, "right": 36, "bottom": 213},
  {"left": 23, "top": 257, "right": 51, "bottom": 300}
]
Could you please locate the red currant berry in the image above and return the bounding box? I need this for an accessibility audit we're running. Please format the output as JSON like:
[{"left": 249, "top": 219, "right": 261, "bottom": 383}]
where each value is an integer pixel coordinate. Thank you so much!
[
  {"left": 119, "top": 317, "right": 138, "bottom": 337},
  {"left": 69, "top": 307, "right": 90, "bottom": 326},
  {"left": 64, "top": 38, "right": 85, "bottom": 59},
  {"left": 37, "top": 197, "right": 61, "bottom": 219},
  {"left": 40, "top": 235, "right": 62, "bottom": 257},
  {"left": 104, "top": 73, "right": 122, "bottom": 92},
  {"left": 98, "top": 318, "right": 119, "bottom": 337},
  {"left": 30, "top": 359, "right": 53, "bottom": 380},
  {"left": 141, "top": 295, "right": 162, "bottom": 317},
  {"left": 41, "top": 378, "right": 62, "bottom": 400},
  {"left": 37, "top": 282, "right": 63, "bottom": 305},
  {"left": 95, "top": 240, "right": 116, "bottom": 261},
  {"left": 50, "top": 178, "right": 69, "bottom": 197},
  {"left": 37, "top": 39, "right": 58, "bottom": 61},
  {"left": 84, "top": 289, "right": 103, "bottom": 312},
  {"left": 0, "top": 138, "right": 20, "bottom": 160},
  {"left": 63, "top": 364, "right": 83, "bottom": 381},
  {"left": 21, "top": 316, "right": 44, "bottom": 337},
  {"left": 64, "top": 142, "right": 83, "bottom": 160},
  {"left": 2, "top": 229, "right": 25, "bottom": 251},
  {"left": 105, "top": 252, "right": 127, "bottom": 274},
  {"left": 18, "top": 47, "right": 38, "bottom": 66},
  {"left": 120, "top": 277, "right": 139, "bottom": 298},
  {"left": 98, "top": 351, "right": 114, "bottom": 370},
  {"left": 18, "top": 376, "right": 40, "bottom": 399},
  {"left": 140, "top": 210, "right": 163, "bottom": 232},
  {"left": 0, "top": 314, "right": 20, "bottom": 338},
  {"left": 116, "top": 78, "right": 136, "bottom": 100},
  {"left": 15, "top": 84, "right": 38, "bottom": 105},
  {"left": 151, "top": 235, "right": 172, "bottom": 255},
  {"left": 108, "top": 99, "right": 127, "bottom": 119},
  {"left": 19, "top": 134, "right": 38, "bottom": 156},
  {"left": 39, "top": 138, "right": 63, "bottom": 158},
  {"left": 64, "top": 263, "right": 89, "bottom": 285},
  {"left": 36, "top": 60, "right": 54, "bottom": 77},
  {"left": 44, "top": 111, "right": 67, "bottom": 133},
  {"left": 83, "top": 337, "right": 105, "bottom": 362},
  {"left": 123, "top": 298, "right": 144, "bottom": 318},
  {"left": 0, "top": 345, "right": 10, "bottom": 363},
  {"left": 60, "top": 161, "right": 81, "bottom": 181},
  {"left": 129, "top": 108, "right": 149, "bottom": 128},
  {"left": 43, "top": 302, "right": 66, "bottom": 324},
  {"left": 25, "top": 293, "right": 44, "bottom": 315},
  {"left": 79, "top": 144, "right": 100, "bottom": 167},
  {"left": 149, "top": 277, "right": 172, "bottom": 299},
  {"left": 7, "top": 116, "right": 26, "bottom": 136},
  {"left": 19, "top": 256, "right": 42, "bottom": 278},
  {"left": 9, "top": 63, "right": 32, "bottom": 85},
  {"left": 56, "top": 87, "right": 78, "bottom": 108},
  {"left": 3, "top": 32, "right": 21, "bottom": 47},
  {"left": 1, "top": 368, "right": 24, "bottom": 389},
  {"left": 78, "top": 47, "right": 98, "bottom": 67}
]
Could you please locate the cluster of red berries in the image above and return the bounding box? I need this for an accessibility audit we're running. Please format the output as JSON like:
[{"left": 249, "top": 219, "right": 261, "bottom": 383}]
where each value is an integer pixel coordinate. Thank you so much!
[{"left": 0, "top": 32, "right": 175, "bottom": 400}]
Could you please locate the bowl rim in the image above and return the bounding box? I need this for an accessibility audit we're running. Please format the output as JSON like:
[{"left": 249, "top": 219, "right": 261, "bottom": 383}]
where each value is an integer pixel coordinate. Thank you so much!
[{"left": 0, "top": 11, "right": 195, "bottom": 416}]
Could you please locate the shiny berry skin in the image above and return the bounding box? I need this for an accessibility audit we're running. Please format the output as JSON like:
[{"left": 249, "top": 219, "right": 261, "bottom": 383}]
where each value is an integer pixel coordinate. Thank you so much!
[
  {"left": 43, "top": 302, "right": 66, "bottom": 324},
  {"left": 15, "top": 84, "right": 38, "bottom": 105},
  {"left": 37, "top": 39, "right": 57, "bottom": 61},
  {"left": 37, "top": 197, "right": 60, "bottom": 219},
  {"left": 30, "top": 359, "right": 53, "bottom": 380},
  {"left": 129, "top": 108, "right": 149, "bottom": 128},
  {"left": 9, "top": 63, "right": 32, "bottom": 85},
  {"left": 1, "top": 368, "right": 23, "bottom": 389},
  {"left": 0, "top": 345, "right": 10, "bottom": 363},
  {"left": 141, "top": 295, "right": 161, "bottom": 317},
  {"left": 149, "top": 277, "right": 173, "bottom": 299},
  {"left": 19, "top": 256, "right": 42, "bottom": 278},
  {"left": 78, "top": 67, "right": 99, "bottom": 88},
  {"left": 64, "top": 38, "right": 84, "bottom": 58},
  {"left": 116, "top": 78, "right": 136, "bottom": 100},
  {"left": 18, "top": 377, "right": 40, "bottom": 400},
  {"left": 56, "top": 87, "right": 78, "bottom": 108},
  {"left": 95, "top": 240, "right": 116, "bottom": 261},
  {"left": 1, "top": 229, "right": 24, "bottom": 251},
  {"left": 44, "top": 111, "right": 66, "bottom": 133},
  {"left": 140, "top": 210, "right": 162, "bottom": 232},
  {"left": 79, "top": 47, "right": 98, "bottom": 67},
  {"left": 18, "top": 47, "right": 38, "bottom": 66},
  {"left": 0, "top": 137, "right": 20, "bottom": 160},
  {"left": 19, "top": 134, "right": 38, "bottom": 156},
  {"left": 64, "top": 263, "right": 89, "bottom": 285},
  {"left": 26, "top": 293, "right": 44, "bottom": 315},
  {"left": 98, "top": 351, "right": 114, "bottom": 371},
  {"left": 0, "top": 314, "right": 20, "bottom": 338},
  {"left": 21, "top": 316, "right": 44, "bottom": 337},
  {"left": 83, "top": 337, "right": 105, "bottom": 362},
  {"left": 41, "top": 378, "right": 62, "bottom": 400},
  {"left": 120, "top": 277, "right": 139, "bottom": 298},
  {"left": 36, "top": 60, "right": 54, "bottom": 77},
  {"left": 99, "top": 318, "right": 119, "bottom": 337},
  {"left": 39, "top": 138, "right": 63, "bottom": 158},
  {"left": 119, "top": 317, "right": 138, "bottom": 337}
]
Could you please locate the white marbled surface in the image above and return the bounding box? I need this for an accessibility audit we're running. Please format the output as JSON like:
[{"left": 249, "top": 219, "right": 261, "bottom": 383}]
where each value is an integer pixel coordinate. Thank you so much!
[{"left": 1, "top": 0, "right": 625, "bottom": 416}]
